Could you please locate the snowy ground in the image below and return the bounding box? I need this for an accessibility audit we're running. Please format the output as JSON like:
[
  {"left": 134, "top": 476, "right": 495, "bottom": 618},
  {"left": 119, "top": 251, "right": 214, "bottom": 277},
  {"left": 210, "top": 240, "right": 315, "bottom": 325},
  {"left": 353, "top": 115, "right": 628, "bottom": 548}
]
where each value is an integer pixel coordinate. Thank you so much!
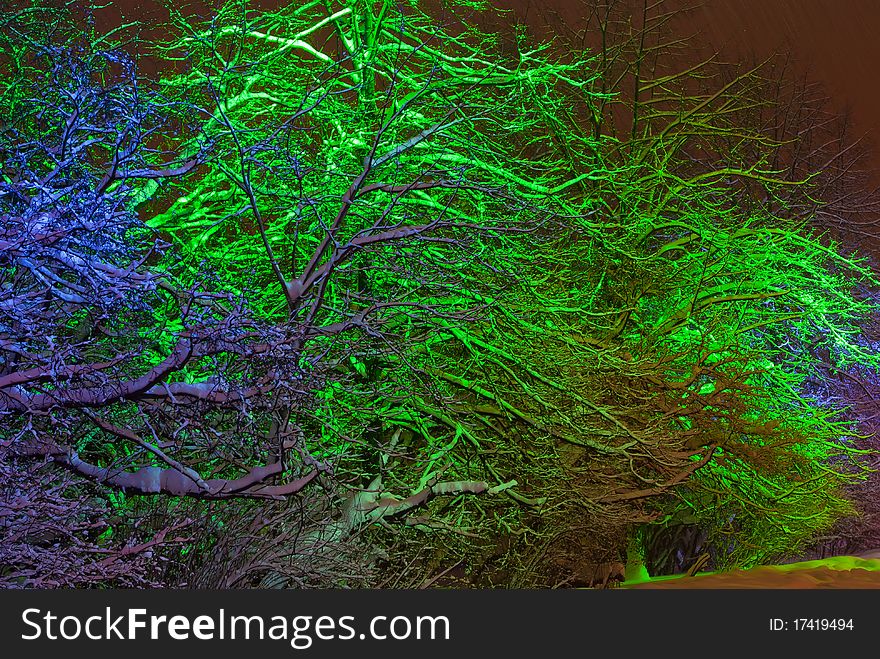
[{"left": 623, "top": 556, "right": 880, "bottom": 588}]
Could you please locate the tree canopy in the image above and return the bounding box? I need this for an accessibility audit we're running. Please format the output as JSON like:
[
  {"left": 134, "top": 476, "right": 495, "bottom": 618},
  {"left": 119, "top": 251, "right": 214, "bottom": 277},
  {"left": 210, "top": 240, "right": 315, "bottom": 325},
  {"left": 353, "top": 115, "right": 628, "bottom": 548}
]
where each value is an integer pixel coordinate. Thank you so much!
[{"left": 2, "top": 0, "right": 879, "bottom": 588}]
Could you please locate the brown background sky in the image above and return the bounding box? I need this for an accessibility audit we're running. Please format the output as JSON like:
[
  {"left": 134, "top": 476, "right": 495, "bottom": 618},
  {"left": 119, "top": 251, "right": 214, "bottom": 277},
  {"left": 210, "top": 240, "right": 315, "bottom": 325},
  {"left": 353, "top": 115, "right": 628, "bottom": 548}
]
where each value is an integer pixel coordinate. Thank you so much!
[
  {"left": 503, "top": 0, "right": 880, "bottom": 176},
  {"left": 694, "top": 0, "right": 880, "bottom": 160}
]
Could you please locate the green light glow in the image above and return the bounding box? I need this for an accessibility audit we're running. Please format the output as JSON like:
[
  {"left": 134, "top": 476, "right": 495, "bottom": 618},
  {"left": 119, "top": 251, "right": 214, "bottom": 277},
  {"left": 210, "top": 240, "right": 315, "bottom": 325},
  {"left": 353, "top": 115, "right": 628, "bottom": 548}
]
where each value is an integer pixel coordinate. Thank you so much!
[{"left": 4, "top": 0, "right": 880, "bottom": 587}]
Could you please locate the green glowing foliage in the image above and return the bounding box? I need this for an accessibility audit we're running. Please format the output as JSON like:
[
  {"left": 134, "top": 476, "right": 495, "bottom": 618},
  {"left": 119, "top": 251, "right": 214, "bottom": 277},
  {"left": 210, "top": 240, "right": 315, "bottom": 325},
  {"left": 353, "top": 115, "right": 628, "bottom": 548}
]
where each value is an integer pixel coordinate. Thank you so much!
[
  {"left": 140, "top": 1, "right": 880, "bottom": 579},
  {"left": 142, "top": 0, "right": 609, "bottom": 507},
  {"left": 148, "top": 0, "right": 589, "bottom": 317},
  {"left": 498, "top": 8, "right": 880, "bottom": 573}
]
